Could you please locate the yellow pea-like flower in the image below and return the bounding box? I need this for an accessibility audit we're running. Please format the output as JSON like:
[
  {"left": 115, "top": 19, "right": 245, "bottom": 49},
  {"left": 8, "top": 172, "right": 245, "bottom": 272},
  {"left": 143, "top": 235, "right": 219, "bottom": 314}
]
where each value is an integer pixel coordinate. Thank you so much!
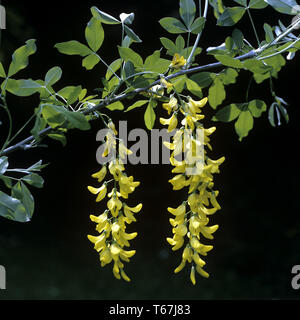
[
  {"left": 162, "top": 96, "right": 178, "bottom": 115},
  {"left": 167, "top": 203, "right": 186, "bottom": 216},
  {"left": 108, "top": 120, "right": 118, "bottom": 135},
  {"left": 160, "top": 113, "right": 178, "bottom": 132},
  {"left": 169, "top": 174, "right": 188, "bottom": 190},
  {"left": 91, "top": 165, "right": 107, "bottom": 183},
  {"left": 107, "top": 195, "right": 122, "bottom": 217},
  {"left": 170, "top": 53, "right": 186, "bottom": 69},
  {"left": 182, "top": 245, "right": 193, "bottom": 263}
]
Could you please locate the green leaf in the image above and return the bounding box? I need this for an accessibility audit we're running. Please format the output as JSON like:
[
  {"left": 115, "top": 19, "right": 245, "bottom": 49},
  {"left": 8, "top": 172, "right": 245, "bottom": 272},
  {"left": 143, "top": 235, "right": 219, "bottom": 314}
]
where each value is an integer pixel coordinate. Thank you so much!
[
  {"left": 243, "top": 59, "right": 272, "bottom": 83},
  {"left": 171, "top": 75, "right": 187, "bottom": 93},
  {"left": 143, "top": 50, "right": 170, "bottom": 73},
  {"left": 85, "top": 17, "right": 105, "bottom": 52},
  {"left": 268, "top": 102, "right": 276, "bottom": 127},
  {"left": 185, "top": 78, "right": 203, "bottom": 98},
  {"left": 248, "top": 99, "right": 267, "bottom": 118},
  {"left": 27, "top": 160, "right": 48, "bottom": 172},
  {"left": 208, "top": 77, "right": 226, "bottom": 109},
  {"left": 105, "top": 58, "right": 122, "bottom": 80},
  {"left": 0, "top": 62, "right": 6, "bottom": 78},
  {"left": 131, "top": 75, "right": 156, "bottom": 89},
  {"left": 248, "top": 0, "right": 269, "bottom": 9},
  {"left": 0, "top": 176, "right": 12, "bottom": 189},
  {"left": 106, "top": 101, "right": 124, "bottom": 111},
  {"left": 190, "top": 17, "right": 206, "bottom": 34},
  {"left": 21, "top": 173, "right": 44, "bottom": 188},
  {"left": 277, "top": 103, "right": 289, "bottom": 123},
  {"left": 220, "top": 68, "right": 239, "bottom": 85},
  {"left": 54, "top": 40, "right": 92, "bottom": 57},
  {"left": 8, "top": 39, "right": 37, "bottom": 77},
  {"left": 48, "top": 133, "right": 67, "bottom": 146},
  {"left": 0, "top": 157, "right": 9, "bottom": 175},
  {"left": 232, "top": 29, "right": 244, "bottom": 50},
  {"left": 159, "top": 17, "right": 188, "bottom": 34},
  {"left": 212, "top": 103, "right": 243, "bottom": 122},
  {"left": 82, "top": 54, "right": 100, "bottom": 70},
  {"left": 214, "top": 54, "right": 243, "bottom": 68},
  {"left": 217, "top": 7, "right": 246, "bottom": 26},
  {"left": 0, "top": 190, "right": 28, "bottom": 222},
  {"left": 175, "top": 35, "right": 185, "bottom": 53},
  {"left": 122, "top": 61, "right": 135, "bottom": 80},
  {"left": 264, "top": 23, "right": 274, "bottom": 42},
  {"left": 11, "top": 181, "right": 34, "bottom": 221},
  {"left": 264, "top": 0, "right": 298, "bottom": 14},
  {"left": 31, "top": 108, "right": 47, "bottom": 141},
  {"left": 125, "top": 100, "right": 148, "bottom": 112},
  {"left": 262, "top": 52, "right": 286, "bottom": 73},
  {"left": 120, "top": 13, "right": 135, "bottom": 25},
  {"left": 233, "top": 0, "right": 247, "bottom": 6},
  {"left": 122, "top": 36, "right": 133, "bottom": 48},
  {"left": 118, "top": 46, "right": 143, "bottom": 68},
  {"left": 190, "top": 72, "right": 216, "bottom": 88},
  {"left": 45, "top": 66, "right": 62, "bottom": 86},
  {"left": 91, "top": 6, "right": 120, "bottom": 24},
  {"left": 179, "top": 0, "right": 196, "bottom": 29},
  {"left": 235, "top": 109, "right": 254, "bottom": 140},
  {"left": 160, "top": 37, "right": 177, "bottom": 56},
  {"left": 5, "top": 79, "right": 43, "bottom": 97},
  {"left": 57, "top": 86, "right": 82, "bottom": 105},
  {"left": 41, "top": 104, "right": 90, "bottom": 130},
  {"left": 124, "top": 25, "right": 142, "bottom": 43},
  {"left": 144, "top": 100, "right": 156, "bottom": 130}
]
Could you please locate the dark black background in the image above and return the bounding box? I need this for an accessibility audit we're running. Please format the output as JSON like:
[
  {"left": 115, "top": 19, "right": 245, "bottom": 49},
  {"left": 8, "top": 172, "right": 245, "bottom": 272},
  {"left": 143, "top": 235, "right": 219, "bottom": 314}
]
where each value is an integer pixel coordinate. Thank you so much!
[{"left": 0, "top": 0, "right": 299, "bottom": 299}]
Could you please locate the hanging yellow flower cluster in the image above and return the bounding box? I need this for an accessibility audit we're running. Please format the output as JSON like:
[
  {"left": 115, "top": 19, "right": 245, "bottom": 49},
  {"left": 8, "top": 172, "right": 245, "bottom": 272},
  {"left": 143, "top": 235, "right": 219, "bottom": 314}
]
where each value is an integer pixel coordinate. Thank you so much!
[
  {"left": 87, "top": 120, "right": 142, "bottom": 282},
  {"left": 160, "top": 90, "right": 225, "bottom": 285}
]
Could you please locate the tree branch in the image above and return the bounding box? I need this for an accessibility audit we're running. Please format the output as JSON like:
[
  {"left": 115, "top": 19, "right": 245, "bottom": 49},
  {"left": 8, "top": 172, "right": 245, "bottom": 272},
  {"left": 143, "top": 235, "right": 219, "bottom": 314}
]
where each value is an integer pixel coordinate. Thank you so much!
[{"left": 0, "top": 50, "right": 257, "bottom": 158}]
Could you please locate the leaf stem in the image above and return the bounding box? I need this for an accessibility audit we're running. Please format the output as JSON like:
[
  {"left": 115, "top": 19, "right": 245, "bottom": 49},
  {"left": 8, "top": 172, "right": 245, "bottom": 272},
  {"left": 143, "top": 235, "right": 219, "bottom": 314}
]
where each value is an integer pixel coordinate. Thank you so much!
[
  {"left": 185, "top": 0, "right": 209, "bottom": 68},
  {"left": 8, "top": 112, "right": 36, "bottom": 145},
  {"left": 0, "top": 97, "right": 13, "bottom": 154},
  {"left": 246, "top": 8, "right": 260, "bottom": 48}
]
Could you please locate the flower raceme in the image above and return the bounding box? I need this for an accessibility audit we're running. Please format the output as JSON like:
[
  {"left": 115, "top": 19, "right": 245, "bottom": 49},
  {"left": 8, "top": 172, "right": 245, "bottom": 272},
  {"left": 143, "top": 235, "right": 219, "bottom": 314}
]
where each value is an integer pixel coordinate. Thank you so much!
[
  {"left": 160, "top": 94, "right": 225, "bottom": 285},
  {"left": 87, "top": 120, "right": 142, "bottom": 282}
]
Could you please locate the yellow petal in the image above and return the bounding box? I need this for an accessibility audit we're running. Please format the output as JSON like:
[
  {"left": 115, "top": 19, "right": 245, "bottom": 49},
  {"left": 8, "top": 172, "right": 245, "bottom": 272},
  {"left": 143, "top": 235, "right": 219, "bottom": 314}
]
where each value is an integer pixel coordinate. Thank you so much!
[
  {"left": 91, "top": 165, "right": 107, "bottom": 183},
  {"left": 167, "top": 203, "right": 186, "bottom": 216},
  {"left": 96, "top": 184, "right": 107, "bottom": 202},
  {"left": 195, "top": 265, "right": 209, "bottom": 278},
  {"left": 174, "top": 260, "right": 186, "bottom": 273},
  {"left": 87, "top": 186, "right": 100, "bottom": 194},
  {"left": 190, "top": 266, "right": 196, "bottom": 285},
  {"left": 120, "top": 269, "right": 131, "bottom": 282}
]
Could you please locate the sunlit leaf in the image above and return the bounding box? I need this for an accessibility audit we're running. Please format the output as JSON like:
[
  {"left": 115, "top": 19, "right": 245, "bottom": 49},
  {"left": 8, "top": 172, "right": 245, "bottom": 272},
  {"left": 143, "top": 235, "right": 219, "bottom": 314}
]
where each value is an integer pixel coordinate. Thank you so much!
[
  {"left": 45, "top": 66, "right": 62, "bottom": 86},
  {"left": 217, "top": 7, "right": 246, "bottom": 26},
  {"left": 8, "top": 39, "right": 37, "bottom": 77},
  {"left": 235, "top": 109, "right": 254, "bottom": 140},
  {"left": 85, "top": 17, "right": 105, "bottom": 52}
]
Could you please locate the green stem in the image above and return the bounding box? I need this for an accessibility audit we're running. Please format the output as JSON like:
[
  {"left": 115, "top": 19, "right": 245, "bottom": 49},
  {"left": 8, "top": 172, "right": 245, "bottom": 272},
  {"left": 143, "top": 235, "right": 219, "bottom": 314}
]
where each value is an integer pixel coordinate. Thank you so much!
[
  {"left": 96, "top": 53, "right": 121, "bottom": 81},
  {"left": 246, "top": 8, "right": 260, "bottom": 48},
  {"left": 0, "top": 98, "right": 13, "bottom": 154},
  {"left": 258, "top": 38, "right": 300, "bottom": 60},
  {"left": 269, "top": 77, "right": 276, "bottom": 98},
  {"left": 245, "top": 75, "right": 254, "bottom": 102},
  {"left": 185, "top": 0, "right": 209, "bottom": 68},
  {"left": 8, "top": 112, "right": 36, "bottom": 145}
]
